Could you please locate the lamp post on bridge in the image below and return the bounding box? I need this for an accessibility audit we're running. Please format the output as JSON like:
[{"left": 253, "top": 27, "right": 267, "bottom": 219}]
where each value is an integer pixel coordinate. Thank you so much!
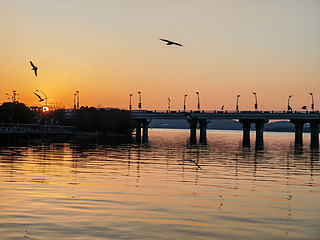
[
  {"left": 167, "top": 97, "right": 171, "bottom": 112},
  {"left": 253, "top": 92, "right": 258, "bottom": 111},
  {"left": 309, "top": 92, "right": 314, "bottom": 111},
  {"left": 287, "top": 95, "right": 292, "bottom": 112},
  {"left": 183, "top": 94, "right": 188, "bottom": 111},
  {"left": 129, "top": 93, "right": 133, "bottom": 111},
  {"left": 196, "top": 92, "right": 200, "bottom": 111},
  {"left": 137, "top": 91, "right": 142, "bottom": 110},
  {"left": 236, "top": 94, "right": 240, "bottom": 112}
]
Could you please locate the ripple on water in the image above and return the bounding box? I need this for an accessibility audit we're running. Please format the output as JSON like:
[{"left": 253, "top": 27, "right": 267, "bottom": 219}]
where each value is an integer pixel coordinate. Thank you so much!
[{"left": 0, "top": 130, "right": 319, "bottom": 239}]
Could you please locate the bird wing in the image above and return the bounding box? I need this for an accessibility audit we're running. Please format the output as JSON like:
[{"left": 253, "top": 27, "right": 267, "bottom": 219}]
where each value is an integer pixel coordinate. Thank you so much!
[
  {"left": 173, "top": 42, "right": 183, "bottom": 46},
  {"left": 159, "top": 38, "right": 170, "bottom": 43},
  {"left": 34, "top": 92, "right": 44, "bottom": 101},
  {"left": 34, "top": 69, "right": 37, "bottom": 77},
  {"left": 30, "top": 61, "right": 35, "bottom": 68}
]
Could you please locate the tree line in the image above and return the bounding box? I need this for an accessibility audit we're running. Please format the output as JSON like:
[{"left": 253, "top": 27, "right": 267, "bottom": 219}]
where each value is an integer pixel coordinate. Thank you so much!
[{"left": 0, "top": 102, "right": 135, "bottom": 135}]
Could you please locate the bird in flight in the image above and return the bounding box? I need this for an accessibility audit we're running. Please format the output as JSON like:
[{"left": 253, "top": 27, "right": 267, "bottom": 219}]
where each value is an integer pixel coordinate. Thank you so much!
[
  {"left": 34, "top": 92, "right": 44, "bottom": 102},
  {"left": 30, "top": 61, "right": 38, "bottom": 77},
  {"left": 159, "top": 38, "right": 183, "bottom": 47},
  {"left": 301, "top": 106, "right": 307, "bottom": 110}
]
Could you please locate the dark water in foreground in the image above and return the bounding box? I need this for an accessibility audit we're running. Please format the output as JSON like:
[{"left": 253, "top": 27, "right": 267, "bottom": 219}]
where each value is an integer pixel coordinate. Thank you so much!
[{"left": 0, "top": 130, "right": 319, "bottom": 239}]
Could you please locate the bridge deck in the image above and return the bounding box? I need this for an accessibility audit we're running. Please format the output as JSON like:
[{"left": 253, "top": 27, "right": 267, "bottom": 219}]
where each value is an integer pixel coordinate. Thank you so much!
[{"left": 131, "top": 110, "right": 320, "bottom": 120}]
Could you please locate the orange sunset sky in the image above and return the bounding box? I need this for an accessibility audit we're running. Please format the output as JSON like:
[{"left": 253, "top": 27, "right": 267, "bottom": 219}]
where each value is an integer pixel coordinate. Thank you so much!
[{"left": 1, "top": 0, "right": 320, "bottom": 111}]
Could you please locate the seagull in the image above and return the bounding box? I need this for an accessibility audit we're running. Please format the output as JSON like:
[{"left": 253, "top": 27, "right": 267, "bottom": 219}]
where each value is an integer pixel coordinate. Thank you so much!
[
  {"left": 159, "top": 38, "right": 183, "bottom": 47},
  {"left": 221, "top": 105, "right": 224, "bottom": 110},
  {"left": 188, "top": 159, "right": 202, "bottom": 169},
  {"left": 301, "top": 106, "right": 307, "bottom": 110},
  {"left": 34, "top": 92, "right": 44, "bottom": 102},
  {"left": 30, "top": 61, "right": 38, "bottom": 77}
]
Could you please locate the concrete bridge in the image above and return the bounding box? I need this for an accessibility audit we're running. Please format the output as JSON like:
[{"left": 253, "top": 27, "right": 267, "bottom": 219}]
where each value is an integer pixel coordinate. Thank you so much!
[{"left": 131, "top": 110, "right": 320, "bottom": 148}]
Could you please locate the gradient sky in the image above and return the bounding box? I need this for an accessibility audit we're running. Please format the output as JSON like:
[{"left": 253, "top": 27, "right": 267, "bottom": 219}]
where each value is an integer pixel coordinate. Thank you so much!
[{"left": 1, "top": 0, "right": 320, "bottom": 111}]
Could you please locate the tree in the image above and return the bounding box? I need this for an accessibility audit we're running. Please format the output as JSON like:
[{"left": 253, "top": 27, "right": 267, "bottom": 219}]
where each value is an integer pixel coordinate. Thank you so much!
[{"left": 0, "top": 102, "right": 35, "bottom": 124}]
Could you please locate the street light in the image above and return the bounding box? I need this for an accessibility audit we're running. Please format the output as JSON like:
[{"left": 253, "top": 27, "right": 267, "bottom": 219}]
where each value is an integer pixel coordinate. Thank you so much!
[
  {"left": 73, "top": 93, "right": 77, "bottom": 109},
  {"left": 36, "top": 89, "right": 47, "bottom": 107},
  {"left": 76, "top": 91, "right": 80, "bottom": 109},
  {"left": 183, "top": 94, "right": 188, "bottom": 111},
  {"left": 137, "top": 91, "right": 142, "bottom": 110},
  {"left": 196, "top": 92, "right": 200, "bottom": 111},
  {"left": 253, "top": 92, "right": 258, "bottom": 111},
  {"left": 236, "top": 94, "right": 241, "bottom": 112},
  {"left": 167, "top": 97, "right": 171, "bottom": 112},
  {"left": 129, "top": 93, "right": 133, "bottom": 111},
  {"left": 287, "top": 95, "right": 292, "bottom": 111},
  {"left": 5, "top": 90, "right": 18, "bottom": 123},
  {"left": 309, "top": 92, "right": 314, "bottom": 111}
]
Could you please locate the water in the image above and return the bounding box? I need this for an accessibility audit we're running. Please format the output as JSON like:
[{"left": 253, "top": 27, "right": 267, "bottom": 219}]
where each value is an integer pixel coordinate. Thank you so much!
[{"left": 0, "top": 130, "right": 319, "bottom": 239}]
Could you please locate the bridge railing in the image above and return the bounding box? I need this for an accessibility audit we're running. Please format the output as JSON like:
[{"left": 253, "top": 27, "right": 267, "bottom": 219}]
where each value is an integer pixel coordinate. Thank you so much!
[{"left": 132, "top": 110, "right": 320, "bottom": 114}]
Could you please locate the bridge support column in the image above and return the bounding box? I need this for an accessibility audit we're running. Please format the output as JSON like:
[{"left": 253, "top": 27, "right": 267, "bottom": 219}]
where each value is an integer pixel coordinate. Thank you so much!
[
  {"left": 309, "top": 120, "right": 319, "bottom": 148},
  {"left": 188, "top": 119, "right": 197, "bottom": 145},
  {"left": 135, "top": 120, "right": 142, "bottom": 143},
  {"left": 255, "top": 120, "right": 267, "bottom": 149},
  {"left": 199, "top": 119, "right": 210, "bottom": 144},
  {"left": 142, "top": 119, "right": 151, "bottom": 143},
  {"left": 240, "top": 120, "right": 251, "bottom": 147},
  {"left": 291, "top": 120, "right": 304, "bottom": 146}
]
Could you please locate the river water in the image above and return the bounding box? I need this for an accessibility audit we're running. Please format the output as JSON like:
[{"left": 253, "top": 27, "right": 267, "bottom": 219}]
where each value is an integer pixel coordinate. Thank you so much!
[{"left": 0, "top": 130, "right": 319, "bottom": 239}]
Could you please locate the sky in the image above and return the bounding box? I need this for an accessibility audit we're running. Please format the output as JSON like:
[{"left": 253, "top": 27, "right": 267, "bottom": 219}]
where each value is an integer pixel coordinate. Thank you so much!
[{"left": 1, "top": 0, "right": 320, "bottom": 111}]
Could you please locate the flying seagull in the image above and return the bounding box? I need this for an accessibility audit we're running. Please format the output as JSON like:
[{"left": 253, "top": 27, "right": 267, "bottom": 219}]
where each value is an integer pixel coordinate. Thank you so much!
[
  {"left": 30, "top": 61, "right": 38, "bottom": 77},
  {"left": 34, "top": 92, "right": 44, "bottom": 102},
  {"left": 159, "top": 38, "right": 183, "bottom": 47},
  {"left": 301, "top": 106, "right": 307, "bottom": 110}
]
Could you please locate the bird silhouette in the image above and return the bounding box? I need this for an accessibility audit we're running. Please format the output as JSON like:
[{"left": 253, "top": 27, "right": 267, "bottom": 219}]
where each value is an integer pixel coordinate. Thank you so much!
[
  {"left": 221, "top": 105, "right": 224, "bottom": 110},
  {"left": 30, "top": 61, "right": 38, "bottom": 77},
  {"left": 34, "top": 92, "right": 44, "bottom": 102},
  {"left": 189, "top": 159, "right": 202, "bottom": 169},
  {"left": 159, "top": 38, "right": 183, "bottom": 47},
  {"left": 301, "top": 106, "right": 307, "bottom": 110}
]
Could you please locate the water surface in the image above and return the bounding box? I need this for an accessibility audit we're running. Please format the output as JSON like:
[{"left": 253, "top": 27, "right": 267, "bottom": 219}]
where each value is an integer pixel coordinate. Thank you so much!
[{"left": 0, "top": 130, "right": 319, "bottom": 239}]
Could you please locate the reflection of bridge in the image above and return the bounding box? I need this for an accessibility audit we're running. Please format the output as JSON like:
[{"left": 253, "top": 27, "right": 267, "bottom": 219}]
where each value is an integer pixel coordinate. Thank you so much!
[{"left": 131, "top": 110, "right": 320, "bottom": 148}]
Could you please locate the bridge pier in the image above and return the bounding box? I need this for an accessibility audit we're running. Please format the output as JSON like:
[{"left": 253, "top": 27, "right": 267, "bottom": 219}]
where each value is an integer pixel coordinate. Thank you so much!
[
  {"left": 240, "top": 120, "right": 251, "bottom": 147},
  {"left": 199, "top": 119, "right": 210, "bottom": 144},
  {"left": 255, "top": 120, "right": 267, "bottom": 149},
  {"left": 188, "top": 118, "right": 197, "bottom": 145},
  {"left": 135, "top": 120, "right": 142, "bottom": 143},
  {"left": 239, "top": 119, "right": 268, "bottom": 149},
  {"left": 142, "top": 120, "right": 150, "bottom": 143},
  {"left": 291, "top": 120, "right": 304, "bottom": 146},
  {"left": 135, "top": 119, "right": 151, "bottom": 143},
  {"left": 310, "top": 120, "right": 319, "bottom": 148}
]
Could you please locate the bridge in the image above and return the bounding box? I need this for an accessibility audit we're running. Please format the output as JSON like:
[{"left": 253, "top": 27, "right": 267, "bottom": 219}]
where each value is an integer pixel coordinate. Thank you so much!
[{"left": 131, "top": 110, "right": 320, "bottom": 148}]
